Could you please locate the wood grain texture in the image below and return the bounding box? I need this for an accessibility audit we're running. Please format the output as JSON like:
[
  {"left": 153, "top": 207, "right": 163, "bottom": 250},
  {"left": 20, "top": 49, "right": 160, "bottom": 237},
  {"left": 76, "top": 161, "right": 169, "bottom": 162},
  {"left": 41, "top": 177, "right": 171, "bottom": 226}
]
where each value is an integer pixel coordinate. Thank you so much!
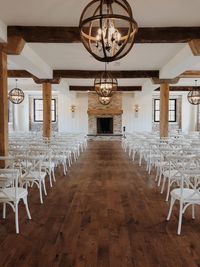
[
  {"left": 43, "top": 83, "right": 52, "bottom": 138},
  {"left": 70, "top": 86, "right": 142, "bottom": 92},
  {"left": 54, "top": 70, "right": 159, "bottom": 79},
  {"left": 0, "top": 36, "right": 25, "bottom": 55},
  {"left": 0, "top": 141, "right": 200, "bottom": 267},
  {"left": 87, "top": 109, "right": 123, "bottom": 115},
  {"left": 160, "top": 83, "right": 169, "bottom": 138},
  {"left": 8, "top": 26, "right": 200, "bottom": 43},
  {"left": 0, "top": 50, "right": 8, "bottom": 167}
]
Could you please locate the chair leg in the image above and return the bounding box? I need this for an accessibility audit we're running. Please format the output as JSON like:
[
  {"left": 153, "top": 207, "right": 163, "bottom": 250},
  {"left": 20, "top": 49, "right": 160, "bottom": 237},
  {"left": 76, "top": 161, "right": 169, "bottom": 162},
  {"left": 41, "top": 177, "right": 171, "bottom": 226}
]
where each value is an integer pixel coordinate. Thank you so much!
[
  {"left": 23, "top": 197, "right": 32, "bottom": 220},
  {"left": 161, "top": 176, "right": 166, "bottom": 194},
  {"left": 52, "top": 169, "right": 56, "bottom": 182},
  {"left": 3, "top": 203, "right": 6, "bottom": 219},
  {"left": 15, "top": 201, "right": 19, "bottom": 234},
  {"left": 39, "top": 181, "right": 43, "bottom": 204},
  {"left": 42, "top": 180, "right": 47, "bottom": 196},
  {"left": 167, "top": 196, "right": 176, "bottom": 221},
  {"left": 49, "top": 172, "right": 53, "bottom": 187},
  {"left": 192, "top": 204, "right": 195, "bottom": 219},
  {"left": 165, "top": 179, "right": 171, "bottom": 201},
  {"left": 177, "top": 201, "right": 183, "bottom": 235}
]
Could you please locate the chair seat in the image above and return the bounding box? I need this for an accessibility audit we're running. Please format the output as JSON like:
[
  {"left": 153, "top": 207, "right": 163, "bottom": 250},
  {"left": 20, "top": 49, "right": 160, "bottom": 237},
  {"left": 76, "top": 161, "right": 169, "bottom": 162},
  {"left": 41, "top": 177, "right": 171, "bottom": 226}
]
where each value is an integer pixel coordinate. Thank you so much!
[
  {"left": 41, "top": 162, "right": 55, "bottom": 169},
  {"left": 23, "top": 171, "right": 46, "bottom": 181},
  {"left": 163, "top": 169, "right": 180, "bottom": 178},
  {"left": 0, "top": 187, "right": 28, "bottom": 201},
  {"left": 171, "top": 188, "right": 200, "bottom": 202}
]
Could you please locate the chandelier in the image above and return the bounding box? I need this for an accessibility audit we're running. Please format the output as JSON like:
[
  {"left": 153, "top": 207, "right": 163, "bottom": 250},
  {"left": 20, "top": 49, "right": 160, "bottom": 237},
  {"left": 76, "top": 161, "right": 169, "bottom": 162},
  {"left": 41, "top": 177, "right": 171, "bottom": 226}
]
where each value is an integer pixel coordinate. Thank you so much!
[
  {"left": 94, "top": 63, "right": 118, "bottom": 97},
  {"left": 79, "top": 0, "right": 138, "bottom": 62},
  {"left": 99, "top": 96, "right": 111, "bottom": 105},
  {"left": 187, "top": 80, "right": 200, "bottom": 105},
  {"left": 8, "top": 79, "right": 25, "bottom": 104}
]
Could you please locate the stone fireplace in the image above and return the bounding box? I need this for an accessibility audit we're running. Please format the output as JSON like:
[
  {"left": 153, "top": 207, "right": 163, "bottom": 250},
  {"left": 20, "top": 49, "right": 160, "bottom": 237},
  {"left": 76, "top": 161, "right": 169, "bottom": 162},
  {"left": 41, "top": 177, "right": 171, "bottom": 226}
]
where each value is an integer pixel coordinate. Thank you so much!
[{"left": 88, "top": 92, "right": 122, "bottom": 135}]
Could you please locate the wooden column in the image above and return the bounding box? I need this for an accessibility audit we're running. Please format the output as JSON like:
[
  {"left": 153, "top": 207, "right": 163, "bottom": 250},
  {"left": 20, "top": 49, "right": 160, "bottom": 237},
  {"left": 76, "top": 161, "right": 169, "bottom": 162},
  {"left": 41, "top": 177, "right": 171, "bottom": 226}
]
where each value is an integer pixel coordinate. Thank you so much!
[
  {"left": 160, "top": 83, "right": 169, "bottom": 138},
  {"left": 42, "top": 83, "right": 52, "bottom": 139},
  {"left": 0, "top": 50, "right": 8, "bottom": 167}
]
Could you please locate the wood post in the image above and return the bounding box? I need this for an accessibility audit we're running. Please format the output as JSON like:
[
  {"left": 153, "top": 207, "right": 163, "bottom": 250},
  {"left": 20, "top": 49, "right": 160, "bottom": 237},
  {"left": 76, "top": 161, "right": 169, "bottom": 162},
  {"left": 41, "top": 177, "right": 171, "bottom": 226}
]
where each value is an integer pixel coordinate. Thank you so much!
[
  {"left": 42, "top": 83, "right": 52, "bottom": 139},
  {"left": 0, "top": 50, "right": 8, "bottom": 167},
  {"left": 160, "top": 83, "right": 169, "bottom": 138}
]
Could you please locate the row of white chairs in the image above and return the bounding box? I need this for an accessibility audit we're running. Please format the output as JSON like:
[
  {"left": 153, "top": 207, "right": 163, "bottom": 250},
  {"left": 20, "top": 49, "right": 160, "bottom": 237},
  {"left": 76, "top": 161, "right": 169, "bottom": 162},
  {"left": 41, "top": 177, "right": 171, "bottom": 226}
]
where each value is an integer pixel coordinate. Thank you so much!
[
  {"left": 123, "top": 132, "right": 200, "bottom": 235},
  {"left": 0, "top": 132, "right": 87, "bottom": 233}
]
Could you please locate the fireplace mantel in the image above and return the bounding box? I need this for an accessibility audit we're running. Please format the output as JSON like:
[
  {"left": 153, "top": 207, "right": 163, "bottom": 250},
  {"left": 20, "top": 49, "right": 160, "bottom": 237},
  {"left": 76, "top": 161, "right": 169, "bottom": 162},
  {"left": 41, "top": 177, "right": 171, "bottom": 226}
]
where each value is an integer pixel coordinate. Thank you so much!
[{"left": 87, "top": 109, "right": 123, "bottom": 116}]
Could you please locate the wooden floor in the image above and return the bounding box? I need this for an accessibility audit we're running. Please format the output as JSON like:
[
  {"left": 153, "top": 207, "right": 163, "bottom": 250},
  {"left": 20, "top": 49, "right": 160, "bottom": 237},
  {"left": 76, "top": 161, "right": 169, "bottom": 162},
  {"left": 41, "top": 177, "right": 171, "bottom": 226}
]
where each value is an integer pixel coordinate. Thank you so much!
[{"left": 1, "top": 141, "right": 200, "bottom": 267}]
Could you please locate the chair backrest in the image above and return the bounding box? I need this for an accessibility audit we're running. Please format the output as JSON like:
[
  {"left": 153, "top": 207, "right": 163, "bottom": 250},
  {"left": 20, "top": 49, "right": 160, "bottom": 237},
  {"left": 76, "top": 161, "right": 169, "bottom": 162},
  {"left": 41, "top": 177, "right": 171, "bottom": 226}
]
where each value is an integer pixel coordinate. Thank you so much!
[
  {"left": 168, "top": 155, "right": 200, "bottom": 200},
  {"left": 0, "top": 169, "right": 19, "bottom": 199}
]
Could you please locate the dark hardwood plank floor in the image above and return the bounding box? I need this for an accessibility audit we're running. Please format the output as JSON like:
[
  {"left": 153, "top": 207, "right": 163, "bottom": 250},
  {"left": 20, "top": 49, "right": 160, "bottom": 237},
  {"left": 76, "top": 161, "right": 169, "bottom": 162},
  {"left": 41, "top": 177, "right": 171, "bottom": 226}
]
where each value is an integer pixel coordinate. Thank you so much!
[{"left": 0, "top": 141, "right": 200, "bottom": 267}]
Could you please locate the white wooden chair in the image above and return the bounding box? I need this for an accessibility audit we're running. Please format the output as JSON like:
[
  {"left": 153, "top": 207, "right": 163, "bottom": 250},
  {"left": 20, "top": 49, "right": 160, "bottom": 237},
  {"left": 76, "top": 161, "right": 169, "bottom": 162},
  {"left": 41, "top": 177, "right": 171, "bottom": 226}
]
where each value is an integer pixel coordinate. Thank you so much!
[
  {"left": 0, "top": 168, "right": 31, "bottom": 234},
  {"left": 166, "top": 156, "right": 200, "bottom": 235},
  {"left": 20, "top": 156, "right": 47, "bottom": 204}
]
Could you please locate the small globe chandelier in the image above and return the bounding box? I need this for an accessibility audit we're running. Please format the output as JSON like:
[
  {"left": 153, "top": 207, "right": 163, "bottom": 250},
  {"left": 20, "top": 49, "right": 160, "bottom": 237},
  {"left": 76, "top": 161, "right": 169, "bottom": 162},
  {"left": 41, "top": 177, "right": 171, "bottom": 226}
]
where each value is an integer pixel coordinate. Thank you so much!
[
  {"left": 94, "top": 63, "right": 118, "bottom": 97},
  {"left": 79, "top": 0, "right": 138, "bottom": 62},
  {"left": 99, "top": 96, "right": 111, "bottom": 105},
  {"left": 8, "top": 79, "right": 25, "bottom": 104},
  {"left": 187, "top": 80, "right": 200, "bottom": 105}
]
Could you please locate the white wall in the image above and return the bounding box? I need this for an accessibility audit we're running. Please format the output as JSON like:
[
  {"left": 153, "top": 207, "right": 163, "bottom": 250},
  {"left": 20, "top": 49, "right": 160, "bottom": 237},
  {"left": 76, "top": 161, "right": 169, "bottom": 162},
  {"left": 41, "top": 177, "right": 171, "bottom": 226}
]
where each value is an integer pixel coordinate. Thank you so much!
[
  {"left": 58, "top": 85, "right": 88, "bottom": 133},
  {"left": 180, "top": 92, "right": 197, "bottom": 133},
  {"left": 122, "top": 86, "right": 154, "bottom": 133},
  {"left": 10, "top": 81, "right": 198, "bottom": 134}
]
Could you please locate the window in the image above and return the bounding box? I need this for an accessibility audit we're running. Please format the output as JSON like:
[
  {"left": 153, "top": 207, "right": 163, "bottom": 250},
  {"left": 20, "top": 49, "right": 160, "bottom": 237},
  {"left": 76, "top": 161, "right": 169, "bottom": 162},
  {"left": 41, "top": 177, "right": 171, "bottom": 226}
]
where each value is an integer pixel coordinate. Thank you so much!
[
  {"left": 154, "top": 99, "right": 176, "bottom": 122},
  {"left": 33, "top": 98, "right": 56, "bottom": 122}
]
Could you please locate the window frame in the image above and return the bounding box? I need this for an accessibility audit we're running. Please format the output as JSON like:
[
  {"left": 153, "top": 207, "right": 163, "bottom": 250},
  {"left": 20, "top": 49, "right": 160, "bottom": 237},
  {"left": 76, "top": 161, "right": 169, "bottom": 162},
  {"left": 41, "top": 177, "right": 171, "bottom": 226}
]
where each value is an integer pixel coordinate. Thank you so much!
[
  {"left": 153, "top": 98, "right": 177, "bottom": 123},
  {"left": 33, "top": 98, "right": 56, "bottom": 123}
]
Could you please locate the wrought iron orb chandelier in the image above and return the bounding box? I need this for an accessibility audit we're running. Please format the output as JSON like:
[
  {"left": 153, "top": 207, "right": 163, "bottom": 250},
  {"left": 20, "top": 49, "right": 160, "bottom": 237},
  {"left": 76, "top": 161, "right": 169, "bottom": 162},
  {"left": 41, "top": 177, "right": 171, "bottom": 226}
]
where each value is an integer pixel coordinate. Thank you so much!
[
  {"left": 8, "top": 79, "right": 25, "bottom": 104},
  {"left": 187, "top": 80, "right": 200, "bottom": 105},
  {"left": 99, "top": 96, "right": 111, "bottom": 105},
  {"left": 79, "top": 0, "right": 138, "bottom": 62},
  {"left": 94, "top": 65, "right": 118, "bottom": 97}
]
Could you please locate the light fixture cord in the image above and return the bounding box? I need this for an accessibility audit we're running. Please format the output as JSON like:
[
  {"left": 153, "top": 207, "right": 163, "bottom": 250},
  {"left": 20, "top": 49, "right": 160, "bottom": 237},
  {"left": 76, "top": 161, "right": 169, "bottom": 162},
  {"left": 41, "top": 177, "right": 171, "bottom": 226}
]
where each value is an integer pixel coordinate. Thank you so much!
[{"left": 15, "top": 79, "right": 18, "bottom": 88}]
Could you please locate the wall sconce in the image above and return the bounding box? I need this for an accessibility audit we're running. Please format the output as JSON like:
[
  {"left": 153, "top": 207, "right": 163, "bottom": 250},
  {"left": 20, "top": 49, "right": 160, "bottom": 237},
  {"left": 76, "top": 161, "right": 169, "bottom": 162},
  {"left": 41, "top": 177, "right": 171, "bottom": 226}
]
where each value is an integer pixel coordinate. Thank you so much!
[
  {"left": 134, "top": 104, "right": 140, "bottom": 117},
  {"left": 71, "top": 105, "right": 76, "bottom": 112}
]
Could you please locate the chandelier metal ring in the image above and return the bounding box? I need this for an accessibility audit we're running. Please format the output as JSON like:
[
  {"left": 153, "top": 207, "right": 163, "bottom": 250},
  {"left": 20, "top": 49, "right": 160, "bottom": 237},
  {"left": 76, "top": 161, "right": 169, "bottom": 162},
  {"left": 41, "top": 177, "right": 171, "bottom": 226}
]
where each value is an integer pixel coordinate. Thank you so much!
[{"left": 79, "top": 0, "right": 138, "bottom": 62}]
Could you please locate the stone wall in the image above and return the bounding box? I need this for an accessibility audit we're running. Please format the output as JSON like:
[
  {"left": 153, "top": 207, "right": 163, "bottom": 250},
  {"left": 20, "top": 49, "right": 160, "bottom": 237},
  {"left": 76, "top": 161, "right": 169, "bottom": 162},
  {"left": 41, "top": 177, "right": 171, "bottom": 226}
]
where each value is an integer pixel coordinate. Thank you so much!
[
  {"left": 88, "top": 92, "right": 122, "bottom": 110},
  {"left": 88, "top": 92, "right": 122, "bottom": 134}
]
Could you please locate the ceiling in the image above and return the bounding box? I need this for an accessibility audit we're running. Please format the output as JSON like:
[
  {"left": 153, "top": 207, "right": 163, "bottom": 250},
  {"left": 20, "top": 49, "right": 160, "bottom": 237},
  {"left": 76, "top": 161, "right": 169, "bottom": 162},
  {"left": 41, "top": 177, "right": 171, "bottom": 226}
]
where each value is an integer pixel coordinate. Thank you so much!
[{"left": 1, "top": 0, "right": 200, "bottom": 90}]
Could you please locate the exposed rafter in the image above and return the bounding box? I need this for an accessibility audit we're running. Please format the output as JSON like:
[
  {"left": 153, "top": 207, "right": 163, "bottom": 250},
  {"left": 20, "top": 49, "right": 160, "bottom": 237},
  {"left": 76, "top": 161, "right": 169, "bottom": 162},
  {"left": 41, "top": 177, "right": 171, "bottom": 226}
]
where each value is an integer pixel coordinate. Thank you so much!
[
  {"left": 180, "top": 70, "right": 200, "bottom": 78},
  {"left": 69, "top": 86, "right": 142, "bottom": 91},
  {"left": 7, "top": 69, "right": 159, "bottom": 79},
  {"left": 7, "top": 26, "right": 200, "bottom": 43},
  {"left": 155, "top": 86, "right": 195, "bottom": 91},
  {"left": 53, "top": 70, "right": 159, "bottom": 79}
]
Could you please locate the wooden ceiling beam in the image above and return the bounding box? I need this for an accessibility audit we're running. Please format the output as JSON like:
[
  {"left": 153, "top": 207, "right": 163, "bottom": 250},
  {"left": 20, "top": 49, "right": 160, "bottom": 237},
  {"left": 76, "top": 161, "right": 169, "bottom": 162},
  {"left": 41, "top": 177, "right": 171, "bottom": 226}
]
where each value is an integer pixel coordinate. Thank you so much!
[
  {"left": 69, "top": 86, "right": 142, "bottom": 91},
  {"left": 7, "top": 26, "right": 200, "bottom": 43},
  {"left": 53, "top": 70, "right": 159, "bottom": 79},
  {"left": 180, "top": 70, "right": 200, "bottom": 78},
  {"left": 155, "top": 86, "right": 195, "bottom": 91},
  {"left": 8, "top": 69, "right": 158, "bottom": 79}
]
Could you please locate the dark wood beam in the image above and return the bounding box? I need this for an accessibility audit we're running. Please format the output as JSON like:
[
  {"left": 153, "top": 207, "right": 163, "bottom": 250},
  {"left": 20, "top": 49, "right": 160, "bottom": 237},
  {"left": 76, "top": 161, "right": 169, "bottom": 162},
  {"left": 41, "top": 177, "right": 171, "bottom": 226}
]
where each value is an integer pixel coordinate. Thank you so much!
[
  {"left": 0, "top": 36, "right": 25, "bottom": 55},
  {"left": 33, "top": 77, "right": 61, "bottom": 84},
  {"left": 8, "top": 26, "right": 200, "bottom": 43},
  {"left": 155, "top": 86, "right": 195, "bottom": 91},
  {"left": 8, "top": 69, "right": 159, "bottom": 79},
  {"left": 53, "top": 70, "right": 159, "bottom": 79},
  {"left": 69, "top": 86, "right": 142, "bottom": 91},
  {"left": 180, "top": 71, "right": 200, "bottom": 78},
  {"left": 8, "top": 70, "right": 33, "bottom": 78}
]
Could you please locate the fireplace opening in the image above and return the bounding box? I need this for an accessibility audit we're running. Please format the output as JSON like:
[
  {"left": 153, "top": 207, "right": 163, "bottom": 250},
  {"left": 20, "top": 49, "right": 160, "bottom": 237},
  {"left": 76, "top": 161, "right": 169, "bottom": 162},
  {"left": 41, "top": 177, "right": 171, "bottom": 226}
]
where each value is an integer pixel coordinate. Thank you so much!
[{"left": 97, "top": 117, "right": 113, "bottom": 134}]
